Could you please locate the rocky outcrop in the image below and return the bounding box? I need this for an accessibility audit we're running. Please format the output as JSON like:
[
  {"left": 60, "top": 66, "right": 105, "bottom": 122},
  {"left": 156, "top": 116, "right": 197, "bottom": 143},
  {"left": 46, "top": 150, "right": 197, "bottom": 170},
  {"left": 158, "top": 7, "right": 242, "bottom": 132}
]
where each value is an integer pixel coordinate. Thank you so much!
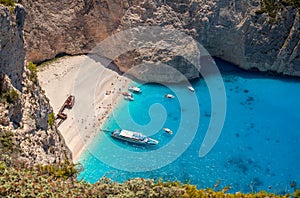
[
  {"left": 117, "top": 0, "right": 300, "bottom": 77},
  {"left": 19, "top": 0, "right": 300, "bottom": 80},
  {"left": 19, "top": 0, "right": 137, "bottom": 63},
  {"left": 0, "top": 4, "right": 72, "bottom": 164},
  {"left": 0, "top": 4, "right": 25, "bottom": 90},
  {"left": 199, "top": 0, "right": 300, "bottom": 76}
]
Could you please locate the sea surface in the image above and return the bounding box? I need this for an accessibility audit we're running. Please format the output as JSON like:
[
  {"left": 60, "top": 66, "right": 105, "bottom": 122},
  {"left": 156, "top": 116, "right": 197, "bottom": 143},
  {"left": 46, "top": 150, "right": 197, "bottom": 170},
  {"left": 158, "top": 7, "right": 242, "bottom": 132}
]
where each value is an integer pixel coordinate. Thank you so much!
[{"left": 77, "top": 59, "right": 300, "bottom": 194}]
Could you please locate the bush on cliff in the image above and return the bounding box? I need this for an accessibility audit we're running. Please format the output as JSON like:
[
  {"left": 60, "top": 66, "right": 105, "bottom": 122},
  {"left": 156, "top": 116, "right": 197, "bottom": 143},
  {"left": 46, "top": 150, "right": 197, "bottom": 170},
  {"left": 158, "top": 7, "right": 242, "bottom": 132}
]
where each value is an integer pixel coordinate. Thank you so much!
[
  {"left": 256, "top": 0, "right": 300, "bottom": 19},
  {"left": 0, "top": 128, "right": 18, "bottom": 153},
  {"left": 282, "top": 0, "right": 300, "bottom": 8},
  {"left": 0, "top": 89, "right": 18, "bottom": 105},
  {"left": 47, "top": 113, "right": 55, "bottom": 129},
  {"left": 28, "top": 61, "right": 38, "bottom": 84},
  {"left": 0, "top": 0, "right": 15, "bottom": 6},
  {"left": 0, "top": 156, "right": 297, "bottom": 197}
]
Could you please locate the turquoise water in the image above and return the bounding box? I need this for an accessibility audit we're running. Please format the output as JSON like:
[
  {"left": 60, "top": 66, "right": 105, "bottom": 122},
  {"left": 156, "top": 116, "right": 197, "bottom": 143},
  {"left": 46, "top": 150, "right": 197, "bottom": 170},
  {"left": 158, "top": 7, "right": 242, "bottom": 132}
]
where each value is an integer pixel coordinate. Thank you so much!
[{"left": 78, "top": 60, "right": 300, "bottom": 194}]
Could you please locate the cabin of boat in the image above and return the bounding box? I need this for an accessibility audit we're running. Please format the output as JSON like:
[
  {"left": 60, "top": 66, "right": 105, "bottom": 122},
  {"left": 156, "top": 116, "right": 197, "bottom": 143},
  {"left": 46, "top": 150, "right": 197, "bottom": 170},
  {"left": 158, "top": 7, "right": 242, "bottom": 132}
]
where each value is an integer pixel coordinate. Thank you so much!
[{"left": 111, "top": 129, "right": 158, "bottom": 145}]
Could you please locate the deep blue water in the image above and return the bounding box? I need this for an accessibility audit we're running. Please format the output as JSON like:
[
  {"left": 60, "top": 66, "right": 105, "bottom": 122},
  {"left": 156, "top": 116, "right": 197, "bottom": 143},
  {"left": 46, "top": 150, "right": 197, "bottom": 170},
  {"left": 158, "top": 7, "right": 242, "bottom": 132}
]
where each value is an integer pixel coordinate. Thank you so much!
[{"left": 77, "top": 60, "right": 300, "bottom": 194}]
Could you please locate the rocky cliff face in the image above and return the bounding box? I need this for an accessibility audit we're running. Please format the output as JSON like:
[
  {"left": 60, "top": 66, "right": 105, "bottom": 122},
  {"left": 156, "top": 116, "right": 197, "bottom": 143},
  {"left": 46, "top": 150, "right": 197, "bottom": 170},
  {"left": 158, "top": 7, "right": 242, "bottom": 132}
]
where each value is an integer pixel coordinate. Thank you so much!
[
  {"left": 0, "top": 4, "right": 71, "bottom": 164},
  {"left": 20, "top": 0, "right": 300, "bottom": 80},
  {"left": 19, "top": 0, "right": 137, "bottom": 63},
  {"left": 0, "top": 4, "right": 25, "bottom": 90}
]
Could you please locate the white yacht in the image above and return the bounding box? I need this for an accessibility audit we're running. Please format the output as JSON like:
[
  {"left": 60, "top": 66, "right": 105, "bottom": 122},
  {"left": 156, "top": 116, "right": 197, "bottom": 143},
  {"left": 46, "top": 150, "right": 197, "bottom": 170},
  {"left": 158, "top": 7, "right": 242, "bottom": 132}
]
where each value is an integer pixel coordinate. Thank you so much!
[
  {"left": 111, "top": 129, "right": 159, "bottom": 145},
  {"left": 128, "top": 86, "right": 142, "bottom": 93}
]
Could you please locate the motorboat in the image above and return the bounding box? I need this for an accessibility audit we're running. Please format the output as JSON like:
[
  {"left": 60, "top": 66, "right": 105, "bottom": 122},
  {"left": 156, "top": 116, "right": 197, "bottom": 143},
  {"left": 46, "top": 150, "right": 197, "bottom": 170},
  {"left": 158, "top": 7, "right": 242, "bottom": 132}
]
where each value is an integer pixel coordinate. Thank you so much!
[
  {"left": 122, "top": 92, "right": 133, "bottom": 97},
  {"left": 164, "top": 94, "right": 175, "bottom": 98},
  {"left": 163, "top": 128, "right": 173, "bottom": 135},
  {"left": 188, "top": 86, "right": 195, "bottom": 92},
  {"left": 111, "top": 129, "right": 158, "bottom": 145},
  {"left": 124, "top": 95, "right": 134, "bottom": 101},
  {"left": 128, "top": 86, "right": 142, "bottom": 93}
]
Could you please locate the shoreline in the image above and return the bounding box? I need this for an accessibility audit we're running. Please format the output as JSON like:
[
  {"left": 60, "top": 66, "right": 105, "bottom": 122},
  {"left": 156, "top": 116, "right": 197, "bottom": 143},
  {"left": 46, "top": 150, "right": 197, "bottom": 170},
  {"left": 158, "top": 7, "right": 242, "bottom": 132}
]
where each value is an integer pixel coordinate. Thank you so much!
[{"left": 38, "top": 55, "right": 131, "bottom": 162}]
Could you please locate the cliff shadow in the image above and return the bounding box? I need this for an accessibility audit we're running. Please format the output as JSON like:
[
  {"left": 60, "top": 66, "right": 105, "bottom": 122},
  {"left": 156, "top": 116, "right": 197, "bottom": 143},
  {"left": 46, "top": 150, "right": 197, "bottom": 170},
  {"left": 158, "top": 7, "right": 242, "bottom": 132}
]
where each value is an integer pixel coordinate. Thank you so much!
[{"left": 87, "top": 54, "right": 123, "bottom": 75}]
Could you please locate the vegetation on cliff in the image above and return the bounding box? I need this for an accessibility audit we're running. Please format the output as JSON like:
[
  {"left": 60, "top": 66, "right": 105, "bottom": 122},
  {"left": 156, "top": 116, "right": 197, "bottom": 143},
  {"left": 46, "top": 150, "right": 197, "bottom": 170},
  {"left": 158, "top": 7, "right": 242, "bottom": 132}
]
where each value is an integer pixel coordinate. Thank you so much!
[
  {"left": 28, "top": 61, "right": 38, "bottom": 84},
  {"left": 0, "top": 87, "right": 19, "bottom": 104},
  {"left": 0, "top": 128, "right": 20, "bottom": 155},
  {"left": 0, "top": 136, "right": 298, "bottom": 198},
  {"left": 256, "top": 0, "right": 300, "bottom": 18},
  {"left": 0, "top": 0, "right": 14, "bottom": 6},
  {"left": 47, "top": 113, "right": 55, "bottom": 129},
  {"left": 0, "top": 156, "right": 298, "bottom": 197}
]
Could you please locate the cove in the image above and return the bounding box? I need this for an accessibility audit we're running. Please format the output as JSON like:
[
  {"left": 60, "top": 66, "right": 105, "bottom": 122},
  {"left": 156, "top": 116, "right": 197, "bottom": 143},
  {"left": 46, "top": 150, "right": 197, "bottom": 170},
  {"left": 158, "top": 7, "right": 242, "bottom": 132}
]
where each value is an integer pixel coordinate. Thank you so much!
[{"left": 77, "top": 59, "right": 300, "bottom": 194}]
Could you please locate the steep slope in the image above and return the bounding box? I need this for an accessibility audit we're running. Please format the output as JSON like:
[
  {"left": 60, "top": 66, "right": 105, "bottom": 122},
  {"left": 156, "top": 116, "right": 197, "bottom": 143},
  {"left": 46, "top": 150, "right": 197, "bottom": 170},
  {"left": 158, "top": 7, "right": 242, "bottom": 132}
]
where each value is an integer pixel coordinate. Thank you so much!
[
  {"left": 19, "top": 0, "right": 135, "bottom": 63},
  {"left": 0, "top": 4, "right": 71, "bottom": 164},
  {"left": 20, "top": 0, "right": 299, "bottom": 79}
]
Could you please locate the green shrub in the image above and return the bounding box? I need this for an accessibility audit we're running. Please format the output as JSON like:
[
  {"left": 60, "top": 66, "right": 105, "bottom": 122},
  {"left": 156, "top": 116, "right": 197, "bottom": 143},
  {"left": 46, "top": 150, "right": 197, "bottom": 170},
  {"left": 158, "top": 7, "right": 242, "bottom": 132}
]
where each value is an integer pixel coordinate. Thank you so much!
[
  {"left": 47, "top": 113, "right": 55, "bottom": 128},
  {"left": 257, "top": 0, "right": 300, "bottom": 19},
  {"left": 36, "top": 160, "right": 79, "bottom": 179},
  {"left": 8, "top": 89, "right": 18, "bottom": 103},
  {"left": 0, "top": 0, "right": 15, "bottom": 6},
  {"left": 28, "top": 61, "right": 38, "bottom": 84},
  {"left": 255, "top": 8, "right": 267, "bottom": 14},
  {"left": 1, "top": 89, "right": 19, "bottom": 104},
  {"left": 0, "top": 128, "right": 19, "bottom": 153},
  {"left": 0, "top": 159, "right": 296, "bottom": 197},
  {"left": 282, "top": 0, "right": 300, "bottom": 8}
]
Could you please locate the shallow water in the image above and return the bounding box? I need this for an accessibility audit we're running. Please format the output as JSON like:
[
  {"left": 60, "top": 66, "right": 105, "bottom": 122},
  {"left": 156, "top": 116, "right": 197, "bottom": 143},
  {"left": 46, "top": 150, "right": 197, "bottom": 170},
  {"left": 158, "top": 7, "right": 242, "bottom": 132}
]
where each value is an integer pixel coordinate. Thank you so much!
[{"left": 77, "top": 60, "right": 300, "bottom": 194}]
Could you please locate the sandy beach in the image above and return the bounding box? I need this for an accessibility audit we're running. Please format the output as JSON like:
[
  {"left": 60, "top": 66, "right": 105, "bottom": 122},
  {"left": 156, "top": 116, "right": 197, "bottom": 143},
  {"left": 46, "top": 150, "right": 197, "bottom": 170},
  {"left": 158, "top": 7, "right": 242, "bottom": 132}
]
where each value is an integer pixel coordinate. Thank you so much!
[{"left": 38, "top": 55, "right": 131, "bottom": 162}]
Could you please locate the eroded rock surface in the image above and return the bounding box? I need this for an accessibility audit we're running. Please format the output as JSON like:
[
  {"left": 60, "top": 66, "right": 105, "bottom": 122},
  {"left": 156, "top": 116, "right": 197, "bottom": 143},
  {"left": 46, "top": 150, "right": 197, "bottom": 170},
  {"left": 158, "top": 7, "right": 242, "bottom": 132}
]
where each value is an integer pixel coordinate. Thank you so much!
[
  {"left": 0, "top": 4, "right": 25, "bottom": 90},
  {"left": 19, "top": 0, "right": 300, "bottom": 81},
  {"left": 0, "top": 5, "right": 71, "bottom": 165}
]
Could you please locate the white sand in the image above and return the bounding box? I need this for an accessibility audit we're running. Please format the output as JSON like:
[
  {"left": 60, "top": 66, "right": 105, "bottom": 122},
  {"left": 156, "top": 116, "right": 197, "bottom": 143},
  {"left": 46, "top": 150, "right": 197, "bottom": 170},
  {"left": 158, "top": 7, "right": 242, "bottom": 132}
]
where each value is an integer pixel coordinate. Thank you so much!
[{"left": 38, "top": 55, "right": 130, "bottom": 162}]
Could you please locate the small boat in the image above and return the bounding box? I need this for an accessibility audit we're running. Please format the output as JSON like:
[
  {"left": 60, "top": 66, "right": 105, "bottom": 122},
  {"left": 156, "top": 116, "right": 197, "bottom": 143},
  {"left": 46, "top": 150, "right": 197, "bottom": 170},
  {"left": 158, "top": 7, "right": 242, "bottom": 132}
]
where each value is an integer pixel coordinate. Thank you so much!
[
  {"left": 124, "top": 95, "right": 134, "bottom": 101},
  {"left": 122, "top": 92, "right": 133, "bottom": 97},
  {"left": 188, "top": 86, "right": 195, "bottom": 92},
  {"left": 164, "top": 94, "right": 175, "bottom": 98},
  {"left": 111, "top": 129, "right": 159, "bottom": 145},
  {"left": 128, "top": 86, "right": 142, "bottom": 93},
  {"left": 163, "top": 128, "right": 173, "bottom": 135}
]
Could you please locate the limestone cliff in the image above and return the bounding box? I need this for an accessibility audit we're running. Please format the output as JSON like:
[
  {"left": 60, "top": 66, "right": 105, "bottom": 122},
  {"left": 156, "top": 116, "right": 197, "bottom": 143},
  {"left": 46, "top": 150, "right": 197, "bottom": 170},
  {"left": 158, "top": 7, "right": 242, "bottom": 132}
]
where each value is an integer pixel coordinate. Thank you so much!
[
  {"left": 0, "top": 4, "right": 71, "bottom": 164},
  {"left": 20, "top": 0, "right": 299, "bottom": 80},
  {"left": 0, "top": 4, "right": 25, "bottom": 90}
]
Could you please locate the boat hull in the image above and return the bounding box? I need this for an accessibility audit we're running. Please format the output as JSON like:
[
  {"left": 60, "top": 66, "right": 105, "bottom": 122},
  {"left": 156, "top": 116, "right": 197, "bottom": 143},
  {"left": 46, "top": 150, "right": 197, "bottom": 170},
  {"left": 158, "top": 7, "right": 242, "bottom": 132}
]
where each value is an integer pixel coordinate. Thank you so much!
[
  {"left": 111, "top": 130, "right": 158, "bottom": 145},
  {"left": 128, "top": 86, "right": 142, "bottom": 93},
  {"left": 188, "top": 86, "right": 195, "bottom": 92}
]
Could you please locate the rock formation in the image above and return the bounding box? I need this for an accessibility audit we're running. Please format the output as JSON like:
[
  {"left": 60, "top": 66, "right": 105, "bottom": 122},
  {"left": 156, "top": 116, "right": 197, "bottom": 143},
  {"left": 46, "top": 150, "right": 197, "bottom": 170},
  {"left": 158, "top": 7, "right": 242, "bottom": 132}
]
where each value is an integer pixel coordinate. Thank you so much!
[
  {"left": 0, "top": 4, "right": 25, "bottom": 90},
  {"left": 18, "top": 0, "right": 300, "bottom": 80},
  {"left": 0, "top": 4, "right": 71, "bottom": 164}
]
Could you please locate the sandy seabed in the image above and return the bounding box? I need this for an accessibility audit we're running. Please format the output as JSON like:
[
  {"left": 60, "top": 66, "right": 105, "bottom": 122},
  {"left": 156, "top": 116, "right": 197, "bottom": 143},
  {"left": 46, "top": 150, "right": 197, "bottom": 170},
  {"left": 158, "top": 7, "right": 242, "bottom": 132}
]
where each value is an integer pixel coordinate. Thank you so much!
[{"left": 38, "top": 55, "right": 131, "bottom": 162}]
